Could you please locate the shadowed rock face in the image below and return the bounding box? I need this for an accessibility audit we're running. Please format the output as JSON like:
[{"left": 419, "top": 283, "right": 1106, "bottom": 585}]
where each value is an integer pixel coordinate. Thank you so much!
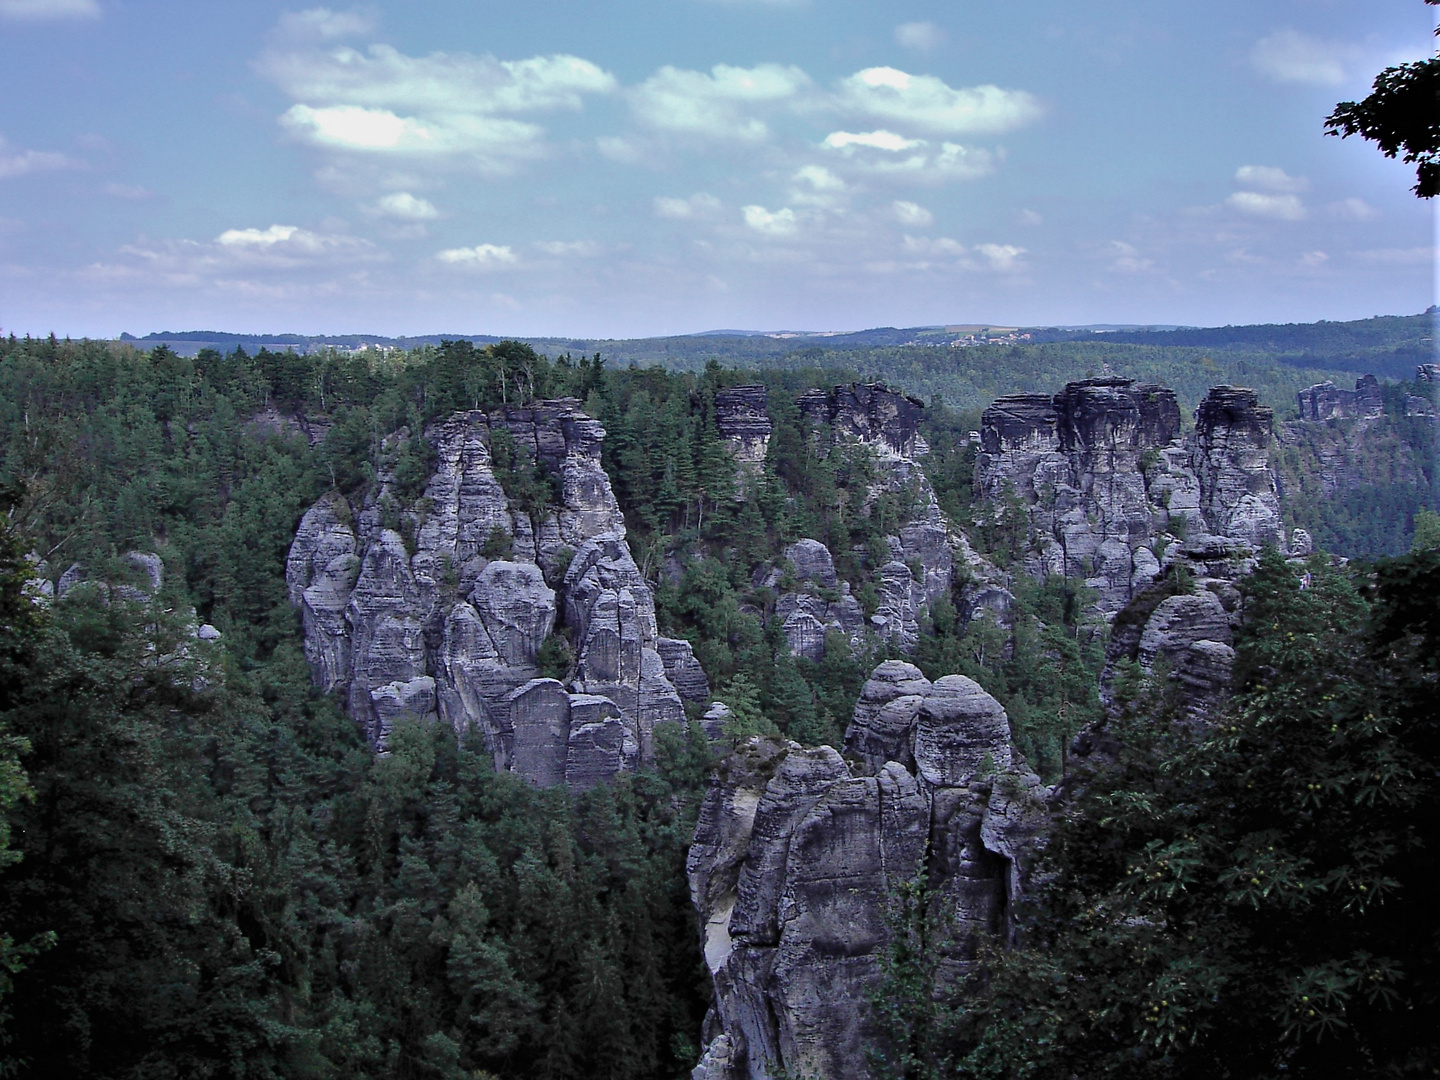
[
  {"left": 976, "top": 379, "right": 1282, "bottom": 614},
  {"left": 1296, "top": 375, "right": 1384, "bottom": 422},
  {"left": 714, "top": 385, "right": 772, "bottom": 480},
  {"left": 286, "top": 402, "right": 688, "bottom": 790},
  {"left": 690, "top": 661, "right": 1047, "bottom": 1080},
  {"left": 797, "top": 382, "right": 925, "bottom": 457}
]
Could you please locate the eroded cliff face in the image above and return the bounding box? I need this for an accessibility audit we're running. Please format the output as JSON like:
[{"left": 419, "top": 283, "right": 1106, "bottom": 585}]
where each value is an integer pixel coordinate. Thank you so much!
[
  {"left": 976, "top": 379, "right": 1284, "bottom": 615},
  {"left": 689, "top": 660, "right": 1047, "bottom": 1080},
  {"left": 714, "top": 385, "right": 773, "bottom": 486},
  {"left": 767, "top": 383, "right": 1006, "bottom": 657},
  {"left": 286, "top": 401, "right": 703, "bottom": 789}
]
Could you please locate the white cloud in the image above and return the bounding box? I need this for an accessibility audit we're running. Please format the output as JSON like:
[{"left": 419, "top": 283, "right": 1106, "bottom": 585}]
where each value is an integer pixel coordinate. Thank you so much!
[
  {"left": 280, "top": 104, "right": 544, "bottom": 165},
  {"left": 822, "top": 133, "right": 997, "bottom": 182},
  {"left": 94, "top": 224, "right": 380, "bottom": 286},
  {"left": 436, "top": 243, "right": 518, "bottom": 267},
  {"left": 1328, "top": 197, "right": 1378, "bottom": 221},
  {"left": 217, "top": 224, "right": 302, "bottom": 247},
  {"left": 258, "top": 33, "right": 615, "bottom": 169},
  {"left": 1299, "top": 251, "right": 1329, "bottom": 268},
  {"left": 273, "top": 7, "right": 377, "bottom": 42},
  {"left": 975, "top": 242, "right": 1026, "bottom": 271},
  {"left": 1233, "top": 165, "right": 1308, "bottom": 193},
  {"left": 654, "top": 193, "right": 723, "bottom": 219},
  {"left": 836, "top": 67, "right": 1042, "bottom": 136},
  {"left": 895, "top": 21, "right": 945, "bottom": 52},
  {"left": 1250, "top": 30, "right": 1350, "bottom": 86},
  {"left": 1225, "top": 191, "right": 1307, "bottom": 221},
  {"left": 741, "top": 204, "right": 799, "bottom": 237},
  {"left": 213, "top": 225, "right": 375, "bottom": 262},
  {"left": 823, "top": 129, "right": 920, "bottom": 152},
  {"left": 1018, "top": 209, "right": 1042, "bottom": 226},
  {"left": 534, "top": 240, "right": 599, "bottom": 257},
  {"left": 372, "top": 191, "right": 438, "bottom": 220},
  {"left": 0, "top": 135, "right": 82, "bottom": 178},
  {"left": 794, "top": 164, "right": 844, "bottom": 192},
  {"left": 892, "top": 200, "right": 932, "bottom": 227},
  {"left": 0, "top": 0, "right": 99, "bottom": 20},
  {"left": 629, "top": 63, "right": 812, "bottom": 142},
  {"left": 260, "top": 45, "right": 616, "bottom": 114},
  {"left": 789, "top": 164, "right": 846, "bottom": 207}
]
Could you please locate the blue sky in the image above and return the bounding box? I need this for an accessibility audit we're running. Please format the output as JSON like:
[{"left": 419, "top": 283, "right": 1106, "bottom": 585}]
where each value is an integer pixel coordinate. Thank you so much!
[{"left": 0, "top": 0, "right": 1434, "bottom": 337}]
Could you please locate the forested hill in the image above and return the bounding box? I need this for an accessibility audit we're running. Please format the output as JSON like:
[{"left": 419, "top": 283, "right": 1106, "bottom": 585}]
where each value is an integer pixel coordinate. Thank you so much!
[
  {"left": 114, "top": 308, "right": 1430, "bottom": 390},
  {"left": 0, "top": 334, "right": 1434, "bottom": 1079},
  {"left": 1027, "top": 309, "right": 1435, "bottom": 379}
]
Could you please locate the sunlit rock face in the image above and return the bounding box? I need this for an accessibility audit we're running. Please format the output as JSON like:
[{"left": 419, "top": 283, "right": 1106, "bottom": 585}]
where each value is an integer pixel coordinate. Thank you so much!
[
  {"left": 689, "top": 661, "right": 1048, "bottom": 1080},
  {"left": 975, "top": 378, "right": 1283, "bottom": 615},
  {"left": 286, "top": 401, "right": 688, "bottom": 790}
]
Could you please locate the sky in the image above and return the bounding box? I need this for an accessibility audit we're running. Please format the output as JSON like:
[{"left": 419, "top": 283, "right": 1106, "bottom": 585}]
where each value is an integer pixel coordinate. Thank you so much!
[{"left": 0, "top": 0, "right": 1435, "bottom": 338}]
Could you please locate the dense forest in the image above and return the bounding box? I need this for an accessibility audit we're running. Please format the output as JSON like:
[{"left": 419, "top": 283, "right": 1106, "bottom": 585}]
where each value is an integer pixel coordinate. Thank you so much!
[{"left": 0, "top": 333, "right": 1434, "bottom": 1078}]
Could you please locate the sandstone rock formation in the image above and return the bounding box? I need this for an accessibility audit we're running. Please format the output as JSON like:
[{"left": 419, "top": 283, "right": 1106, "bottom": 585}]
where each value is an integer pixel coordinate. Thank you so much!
[
  {"left": 286, "top": 401, "right": 689, "bottom": 790},
  {"left": 714, "top": 385, "right": 772, "bottom": 485},
  {"left": 1099, "top": 575, "right": 1241, "bottom": 721},
  {"left": 1296, "top": 374, "right": 1384, "bottom": 421},
  {"left": 689, "top": 661, "right": 1047, "bottom": 1080},
  {"left": 768, "top": 384, "right": 1007, "bottom": 657},
  {"left": 976, "top": 378, "right": 1283, "bottom": 614}
]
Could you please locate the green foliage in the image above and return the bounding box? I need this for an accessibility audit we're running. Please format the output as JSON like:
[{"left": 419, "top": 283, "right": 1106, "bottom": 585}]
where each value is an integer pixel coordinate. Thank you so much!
[
  {"left": 914, "top": 577, "right": 1106, "bottom": 781},
  {"left": 1325, "top": 0, "right": 1440, "bottom": 199},
  {"left": 1411, "top": 507, "right": 1440, "bottom": 551},
  {"left": 934, "top": 550, "right": 1440, "bottom": 1078},
  {"left": 534, "top": 635, "right": 572, "bottom": 681}
]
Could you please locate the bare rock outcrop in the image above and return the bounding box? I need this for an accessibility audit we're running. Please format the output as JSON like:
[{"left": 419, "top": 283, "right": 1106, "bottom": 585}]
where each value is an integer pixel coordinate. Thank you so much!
[
  {"left": 976, "top": 379, "right": 1283, "bottom": 614},
  {"left": 1192, "top": 387, "right": 1284, "bottom": 551},
  {"left": 714, "top": 385, "right": 772, "bottom": 485},
  {"left": 285, "top": 401, "right": 689, "bottom": 789},
  {"left": 689, "top": 662, "right": 1047, "bottom": 1080},
  {"left": 1296, "top": 374, "right": 1384, "bottom": 421}
]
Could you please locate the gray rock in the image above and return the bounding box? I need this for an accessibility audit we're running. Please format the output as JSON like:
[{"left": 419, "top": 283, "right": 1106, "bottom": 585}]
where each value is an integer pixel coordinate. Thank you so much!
[
  {"left": 285, "top": 401, "right": 697, "bottom": 789},
  {"left": 505, "top": 678, "right": 571, "bottom": 786},
  {"left": 843, "top": 660, "right": 931, "bottom": 774},
  {"left": 690, "top": 664, "right": 1045, "bottom": 1080},
  {"left": 565, "top": 693, "right": 640, "bottom": 790},
  {"left": 914, "top": 675, "right": 1014, "bottom": 787},
  {"left": 785, "top": 539, "right": 838, "bottom": 589},
  {"left": 469, "top": 561, "right": 555, "bottom": 666},
  {"left": 1290, "top": 528, "right": 1314, "bottom": 558},
  {"left": 1101, "top": 583, "right": 1238, "bottom": 720},
  {"left": 976, "top": 377, "right": 1284, "bottom": 614},
  {"left": 714, "top": 385, "right": 772, "bottom": 482},
  {"left": 701, "top": 701, "right": 732, "bottom": 742},
  {"left": 1193, "top": 386, "right": 1284, "bottom": 550},
  {"left": 1297, "top": 375, "right": 1384, "bottom": 421},
  {"left": 658, "top": 636, "right": 712, "bottom": 701}
]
